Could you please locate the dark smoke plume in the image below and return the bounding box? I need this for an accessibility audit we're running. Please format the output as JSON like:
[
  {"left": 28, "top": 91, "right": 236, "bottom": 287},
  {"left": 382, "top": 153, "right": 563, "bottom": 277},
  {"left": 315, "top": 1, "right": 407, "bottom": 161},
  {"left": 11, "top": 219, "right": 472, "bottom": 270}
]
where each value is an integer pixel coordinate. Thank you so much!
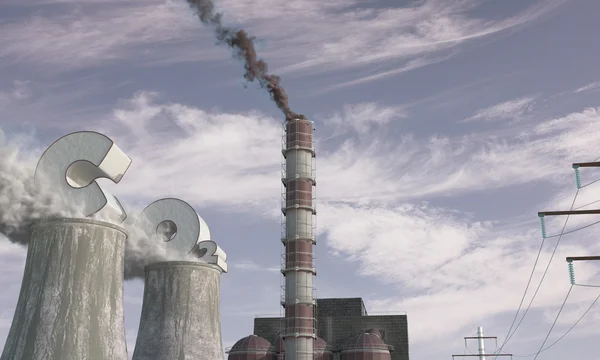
[{"left": 187, "top": 0, "right": 305, "bottom": 121}]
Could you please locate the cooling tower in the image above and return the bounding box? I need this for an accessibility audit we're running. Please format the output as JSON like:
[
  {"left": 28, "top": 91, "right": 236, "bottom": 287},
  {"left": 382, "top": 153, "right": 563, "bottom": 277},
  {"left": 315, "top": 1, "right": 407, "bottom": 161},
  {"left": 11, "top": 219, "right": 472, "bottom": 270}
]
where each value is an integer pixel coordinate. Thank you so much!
[
  {"left": 132, "top": 261, "right": 224, "bottom": 360},
  {"left": 1, "top": 218, "right": 128, "bottom": 360}
]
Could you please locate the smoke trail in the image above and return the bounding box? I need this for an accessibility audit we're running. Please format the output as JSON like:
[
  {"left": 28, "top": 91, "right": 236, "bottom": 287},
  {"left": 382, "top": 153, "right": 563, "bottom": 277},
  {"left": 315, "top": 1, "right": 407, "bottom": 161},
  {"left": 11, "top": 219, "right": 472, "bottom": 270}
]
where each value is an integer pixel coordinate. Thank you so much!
[{"left": 187, "top": 0, "right": 305, "bottom": 121}]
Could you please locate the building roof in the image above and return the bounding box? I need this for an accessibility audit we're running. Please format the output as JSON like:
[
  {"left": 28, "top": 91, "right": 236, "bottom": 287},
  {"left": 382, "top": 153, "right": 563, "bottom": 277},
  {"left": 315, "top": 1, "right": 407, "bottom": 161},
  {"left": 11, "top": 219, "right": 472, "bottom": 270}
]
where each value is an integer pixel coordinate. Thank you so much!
[
  {"left": 315, "top": 336, "right": 329, "bottom": 351},
  {"left": 230, "top": 335, "right": 273, "bottom": 353},
  {"left": 342, "top": 330, "right": 390, "bottom": 351},
  {"left": 272, "top": 335, "right": 284, "bottom": 353},
  {"left": 316, "top": 298, "right": 367, "bottom": 317}
]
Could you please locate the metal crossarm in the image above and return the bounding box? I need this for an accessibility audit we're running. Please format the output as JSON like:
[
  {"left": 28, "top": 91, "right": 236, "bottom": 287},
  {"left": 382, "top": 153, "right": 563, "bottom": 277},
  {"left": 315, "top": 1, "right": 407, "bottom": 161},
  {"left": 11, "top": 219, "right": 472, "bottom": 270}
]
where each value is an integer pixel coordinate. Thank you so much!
[
  {"left": 572, "top": 162, "right": 600, "bottom": 167},
  {"left": 538, "top": 209, "right": 600, "bottom": 216},
  {"left": 566, "top": 256, "right": 600, "bottom": 261}
]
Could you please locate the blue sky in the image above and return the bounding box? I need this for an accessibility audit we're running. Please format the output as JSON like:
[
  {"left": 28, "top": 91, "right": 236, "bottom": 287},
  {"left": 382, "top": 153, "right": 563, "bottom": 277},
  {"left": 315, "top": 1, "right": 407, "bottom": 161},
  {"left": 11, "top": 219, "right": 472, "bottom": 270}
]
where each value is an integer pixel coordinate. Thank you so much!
[{"left": 1, "top": 0, "right": 600, "bottom": 358}]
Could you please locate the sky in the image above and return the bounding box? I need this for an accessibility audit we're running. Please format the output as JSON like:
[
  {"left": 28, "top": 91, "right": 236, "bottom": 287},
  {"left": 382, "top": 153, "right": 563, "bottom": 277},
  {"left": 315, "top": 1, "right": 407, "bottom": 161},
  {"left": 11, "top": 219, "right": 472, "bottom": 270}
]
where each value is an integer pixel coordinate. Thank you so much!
[{"left": 1, "top": 0, "right": 600, "bottom": 358}]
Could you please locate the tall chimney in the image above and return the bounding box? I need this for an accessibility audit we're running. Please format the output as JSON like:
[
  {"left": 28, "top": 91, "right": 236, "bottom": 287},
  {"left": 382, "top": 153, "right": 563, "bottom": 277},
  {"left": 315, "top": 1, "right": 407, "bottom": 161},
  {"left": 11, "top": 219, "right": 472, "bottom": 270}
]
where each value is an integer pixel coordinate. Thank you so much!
[
  {"left": 281, "top": 117, "right": 317, "bottom": 360},
  {"left": 1, "top": 218, "right": 128, "bottom": 360},
  {"left": 131, "top": 261, "right": 224, "bottom": 360}
]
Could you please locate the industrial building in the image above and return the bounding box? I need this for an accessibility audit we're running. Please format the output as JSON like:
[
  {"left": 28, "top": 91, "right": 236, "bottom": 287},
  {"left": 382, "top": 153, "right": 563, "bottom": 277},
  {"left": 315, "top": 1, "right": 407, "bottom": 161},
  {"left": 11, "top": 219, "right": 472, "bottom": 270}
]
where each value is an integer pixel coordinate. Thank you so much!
[
  {"left": 226, "top": 117, "right": 410, "bottom": 360},
  {"left": 227, "top": 297, "right": 409, "bottom": 360},
  {"left": 251, "top": 298, "right": 409, "bottom": 360},
  {"left": 0, "top": 118, "right": 410, "bottom": 360}
]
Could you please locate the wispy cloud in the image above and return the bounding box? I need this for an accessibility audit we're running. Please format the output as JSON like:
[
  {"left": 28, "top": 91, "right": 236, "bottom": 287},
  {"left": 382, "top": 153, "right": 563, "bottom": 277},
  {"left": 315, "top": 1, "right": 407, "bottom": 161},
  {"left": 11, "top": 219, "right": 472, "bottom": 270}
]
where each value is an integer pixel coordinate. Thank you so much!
[
  {"left": 0, "top": 0, "right": 566, "bottom": 87},
  {"left": 574, "top": 82, "right": 600, "bottom": 93},
  {"left": 270, "top": 0, "right": 565, "bottom": 72},
  {"left": 231, "top": 261, "right": 279, "bottom": 273},
  {"left": 95, "top": 91, "right": 282, "bottom": 210},
  {"left": 461, "top": 96, "right": 537, "bottom": 123},
  {"left": 326, "top": 197, "right": 600, "bottom": 342},
  {"left": 322, "top": 102, "right": 407, "bottom": 135},
  {"left": 0, "top": 1, "right": 222, "bottom": 71},
  {"left": 0, "top": 78, "right": 123, "bottom": 129},
  {"left": 0, "top": 81, "right": 32, "bottom": 106},
  {"left": 316, "top": 54, "right": 454, "bottom": 92},
  {"left": 87, "top": 92, "right": 600, "bottom": 213}
]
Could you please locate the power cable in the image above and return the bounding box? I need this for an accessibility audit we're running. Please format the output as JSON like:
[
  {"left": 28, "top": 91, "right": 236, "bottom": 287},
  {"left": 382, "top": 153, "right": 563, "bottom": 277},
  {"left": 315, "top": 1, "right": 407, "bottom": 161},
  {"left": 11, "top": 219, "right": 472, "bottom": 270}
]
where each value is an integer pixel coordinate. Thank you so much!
[
  {"left": 573, "top": 283, "right": 600, "bottom": 288},
  {"left": 574, "top": 199, "right": 600, "bottom": 210},
  {"left": 492, "top": 189, "right": 579, "bottom": 359},
  {"left": 579, "top": 155, "right": 600, "bottom": 188},
  {"left": 580, "top": 177, "right": 600, "bottom": 188},
  {"left": 494, "top": 157, "right": 600, "bottom": 358},
  {"left": 513, "top": 287, "right": 600, "bottom": 357},
  {"left": 543, "top": 219, "right": 600, "bottom": 238},
  {"left": 491, "top": 234, "right": 551, "bottom": 358},
  {"left": 504, "top": 190, "right": 583, "bottom": 344},
  {"left": 462, "top": 331, "right": 477, "bottom": 355},
  {"left": 531, "top": 285, "right": 573, "bottom": 360}
]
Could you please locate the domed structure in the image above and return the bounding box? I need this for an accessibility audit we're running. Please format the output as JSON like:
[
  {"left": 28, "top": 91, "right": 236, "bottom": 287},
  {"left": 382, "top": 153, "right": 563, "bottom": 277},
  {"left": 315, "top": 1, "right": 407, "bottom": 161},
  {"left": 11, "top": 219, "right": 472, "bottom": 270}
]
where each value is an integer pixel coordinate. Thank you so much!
[
  {"left": 340, "top": 329, "right": 391, "bottom": 360},
  {"left": 270, "top": 335, "right": 332, "bottom": 360},
  {"left": 269, "top": 335, "right": 285, "bottom": 360},
  {"left": 228, "top": 335, "right": 276, "bottom": 360},
  {"left": 314, "top": 336, "right": 334, "bottom": 360}
]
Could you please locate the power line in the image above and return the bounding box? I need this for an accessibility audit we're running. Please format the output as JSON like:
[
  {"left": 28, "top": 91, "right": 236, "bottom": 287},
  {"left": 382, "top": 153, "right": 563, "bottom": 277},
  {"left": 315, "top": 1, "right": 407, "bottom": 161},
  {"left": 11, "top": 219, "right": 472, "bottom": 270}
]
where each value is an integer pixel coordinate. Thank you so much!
[
  {"left": 573, "top": 283, "right": 600, "bottom": 288},
  {"left": 513, "top": 288, "right": 600, "bottom": 357},
  {"left": 493, "top": 159, "right": 600, "bottom": 358},
  {"left": 543, "top": 218, "right": 600, "bottom": 238},
  {"left": 531, "top": 285, "right": 573, "bottom": 360},
  {"left": 492, "top": 189, "right": 579, "bottom": 359},
  {"left": 580, "top": 177, "right": 600, "bottom": 188},
  {"left": 491, "top": 233, "right": 550, "bottom": 357},
  {"left": 504, "top": 199, "right": 575, "bottom": 343},
  {"left": 574, "top": 199, "right": 600, "bottom": 210}
]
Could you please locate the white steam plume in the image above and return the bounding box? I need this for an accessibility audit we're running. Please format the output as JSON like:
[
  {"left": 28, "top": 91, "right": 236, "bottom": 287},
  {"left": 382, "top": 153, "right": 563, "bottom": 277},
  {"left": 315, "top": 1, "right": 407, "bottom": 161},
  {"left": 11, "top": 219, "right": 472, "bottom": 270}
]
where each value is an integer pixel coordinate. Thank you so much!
[
  {"left": 0, "top": 136, "right": 198, "bottom": 279},
  {"left": 0, "top": 141, "right": 83, "bottom": 244},
  {"left": 122, "top": 213, "right": 199, "bottom": 279}
]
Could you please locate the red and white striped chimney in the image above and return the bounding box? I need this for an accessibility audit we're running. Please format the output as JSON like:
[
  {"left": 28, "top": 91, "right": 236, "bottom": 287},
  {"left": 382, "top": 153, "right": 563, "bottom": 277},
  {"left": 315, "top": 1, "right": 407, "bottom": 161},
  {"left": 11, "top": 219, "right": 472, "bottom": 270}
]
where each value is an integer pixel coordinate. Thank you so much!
[{"left": 280, "top": 116, "right": 317, "bottom": 360}]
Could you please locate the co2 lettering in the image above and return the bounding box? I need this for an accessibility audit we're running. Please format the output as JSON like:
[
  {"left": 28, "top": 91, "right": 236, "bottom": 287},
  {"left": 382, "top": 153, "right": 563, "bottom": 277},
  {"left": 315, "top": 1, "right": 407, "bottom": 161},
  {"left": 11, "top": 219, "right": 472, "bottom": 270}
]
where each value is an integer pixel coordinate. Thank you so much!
[
  {"left": 137, "top": 198, "right": 227, "bottom": 272},
  {"left": 35, "top": 131, "right": 227, "bottom": 272},
  {"left": 35, "top": 131, "right": 131, "bottom": 223}
]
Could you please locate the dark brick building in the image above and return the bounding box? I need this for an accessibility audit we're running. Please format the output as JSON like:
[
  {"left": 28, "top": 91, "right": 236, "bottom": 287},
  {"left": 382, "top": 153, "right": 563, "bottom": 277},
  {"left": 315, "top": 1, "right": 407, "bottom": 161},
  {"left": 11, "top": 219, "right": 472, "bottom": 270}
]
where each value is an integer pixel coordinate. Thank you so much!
[{"left": 254, "top": 298, "right": 409, "bottom": 360}]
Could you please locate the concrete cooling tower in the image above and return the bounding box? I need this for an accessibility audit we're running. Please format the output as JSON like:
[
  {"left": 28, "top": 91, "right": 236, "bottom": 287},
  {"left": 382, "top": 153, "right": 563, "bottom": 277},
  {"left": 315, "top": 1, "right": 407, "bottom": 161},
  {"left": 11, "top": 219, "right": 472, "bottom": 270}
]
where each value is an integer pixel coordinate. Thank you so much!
[
  {"left": 1, "top": 218, "right": 128, "bottom": 360},
  {"left": 132, "top": 261, "right": 225, "bottom": 360}
]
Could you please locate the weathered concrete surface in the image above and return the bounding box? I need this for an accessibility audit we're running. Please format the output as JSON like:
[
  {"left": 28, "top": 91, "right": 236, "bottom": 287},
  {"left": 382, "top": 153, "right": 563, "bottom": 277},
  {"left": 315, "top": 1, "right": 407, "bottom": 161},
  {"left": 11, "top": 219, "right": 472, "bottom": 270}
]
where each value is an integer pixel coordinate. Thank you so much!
[
  {"left": 0, "top": 218, "right": 128, "bottom": 360},
  {"left": 132, "top": 261, "right": 224, "bottom": 360}
]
